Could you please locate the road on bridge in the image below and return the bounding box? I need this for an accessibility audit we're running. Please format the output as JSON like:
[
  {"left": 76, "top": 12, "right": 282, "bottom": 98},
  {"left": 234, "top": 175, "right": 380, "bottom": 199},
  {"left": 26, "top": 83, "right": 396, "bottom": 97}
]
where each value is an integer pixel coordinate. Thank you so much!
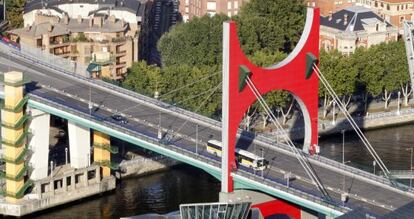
[{"left": 0, "top": 50, "right": 413, "bottom": 215}]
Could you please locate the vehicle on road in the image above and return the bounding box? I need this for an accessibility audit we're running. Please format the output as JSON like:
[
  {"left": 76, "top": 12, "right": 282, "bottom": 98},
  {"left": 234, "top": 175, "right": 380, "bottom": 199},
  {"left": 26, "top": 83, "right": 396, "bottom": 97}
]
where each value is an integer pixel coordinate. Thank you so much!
[
  {"left": 111, "top": 114, "right": 128, "bottom": 124},
  {"left": 206, "top": 140, "right": 269, "bottom": 170}
]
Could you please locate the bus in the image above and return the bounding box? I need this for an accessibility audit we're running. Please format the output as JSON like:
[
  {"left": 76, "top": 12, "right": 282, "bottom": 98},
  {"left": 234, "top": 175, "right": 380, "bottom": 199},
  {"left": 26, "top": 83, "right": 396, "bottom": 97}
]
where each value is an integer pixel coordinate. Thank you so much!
[{"left": 206, "top": 140, "right": 269, "bottom": 170}]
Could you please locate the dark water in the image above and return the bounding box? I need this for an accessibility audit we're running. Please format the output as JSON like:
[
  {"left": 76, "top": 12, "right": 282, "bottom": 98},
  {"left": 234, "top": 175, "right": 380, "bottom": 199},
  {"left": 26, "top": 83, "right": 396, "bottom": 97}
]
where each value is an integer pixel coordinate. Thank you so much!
[{"left": 28, "top": 124, "right": 414, "bottom": 218}]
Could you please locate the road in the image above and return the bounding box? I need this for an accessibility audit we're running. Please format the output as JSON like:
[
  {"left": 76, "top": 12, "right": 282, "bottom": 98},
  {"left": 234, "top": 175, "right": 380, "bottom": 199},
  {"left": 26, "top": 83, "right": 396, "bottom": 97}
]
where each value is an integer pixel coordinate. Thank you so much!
[{"left": 0, "top": 50, "right": 413, "bottom": 215}]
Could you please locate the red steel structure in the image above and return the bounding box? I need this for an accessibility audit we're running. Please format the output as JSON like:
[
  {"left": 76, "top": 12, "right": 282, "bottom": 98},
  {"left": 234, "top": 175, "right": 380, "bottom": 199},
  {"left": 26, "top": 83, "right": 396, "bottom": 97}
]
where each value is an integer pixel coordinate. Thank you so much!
[{"left": 221, "top": 7, "right": 320, "bottom": 194}]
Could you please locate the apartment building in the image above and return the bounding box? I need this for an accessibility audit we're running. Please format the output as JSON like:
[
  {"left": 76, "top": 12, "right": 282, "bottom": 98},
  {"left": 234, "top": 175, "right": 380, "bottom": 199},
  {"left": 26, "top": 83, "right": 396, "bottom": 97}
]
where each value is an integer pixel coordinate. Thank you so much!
[
  {"left": 320, "top": 6, "right": 398, "bottom": 54},
  {"left": 356, "top": 0, "right": 414, "bottom": 30},
  {"left": 179, "top": 0, "right": 249, "bottom": 22},
  {"left": 13, "top": 0, "right": 149, "bottom": 80},
  {"left": 9, "top": 13, "right": 135, "bottom": 80},
  {"left": 306, "top": 0, "right": 357, "bottom": 16}
]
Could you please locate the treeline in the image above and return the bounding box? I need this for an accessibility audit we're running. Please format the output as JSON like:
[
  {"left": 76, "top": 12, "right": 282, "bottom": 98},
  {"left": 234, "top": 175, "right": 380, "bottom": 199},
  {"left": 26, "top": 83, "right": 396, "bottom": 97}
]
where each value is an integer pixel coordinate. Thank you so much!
[{"left": 118, "top": 0, "right": 410, "bottom": 124}]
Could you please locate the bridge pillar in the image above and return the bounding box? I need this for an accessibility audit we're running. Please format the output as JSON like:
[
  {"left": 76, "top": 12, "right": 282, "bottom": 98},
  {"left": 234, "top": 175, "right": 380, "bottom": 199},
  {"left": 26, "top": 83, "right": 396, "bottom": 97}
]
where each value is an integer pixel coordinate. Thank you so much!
[
  {"left": 68, "top": 121, "right": 90, "bottom": 168},
  {"left": 93, "top": 131, "right": 111, "bottom": 177},
  {"left": 221, "top": 8, "right": 320, "bottom": 193},
  {"left": 1, "top": 71, "right": 30, "bottom": 203},
  {"left": 28, "top": 108, "right": 50, "bottom": 180}
]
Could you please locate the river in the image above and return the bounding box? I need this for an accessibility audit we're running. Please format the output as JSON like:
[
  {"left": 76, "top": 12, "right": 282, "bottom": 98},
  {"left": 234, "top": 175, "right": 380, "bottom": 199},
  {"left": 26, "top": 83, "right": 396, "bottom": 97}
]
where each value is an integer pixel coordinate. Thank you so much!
[{"left": 30, "top": 124, "right": 414, "bottom": 218}]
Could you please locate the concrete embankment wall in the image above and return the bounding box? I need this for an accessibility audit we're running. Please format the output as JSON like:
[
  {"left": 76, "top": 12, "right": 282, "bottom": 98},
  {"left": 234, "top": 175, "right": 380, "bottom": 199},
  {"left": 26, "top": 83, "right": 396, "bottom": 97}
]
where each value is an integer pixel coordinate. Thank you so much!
[{"left": 280, "top": 109, "right": 414, "bottom": 140}]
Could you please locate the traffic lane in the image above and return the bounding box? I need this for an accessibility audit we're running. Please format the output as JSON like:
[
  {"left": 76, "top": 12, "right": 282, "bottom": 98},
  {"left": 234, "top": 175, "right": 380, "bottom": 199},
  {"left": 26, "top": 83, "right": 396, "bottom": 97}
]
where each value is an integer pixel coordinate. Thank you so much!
[
  {"left": 0, "top": 48, "right": 410, "bottom": 211},
  {"left": 0, "top": 52, "right": 220, "bottom": 139},
  {"left": 255, "top": 144, "right": 411, "bottom": 211},
  {"left": 33, "top": 88, "right": 368, "bottom": 213}
]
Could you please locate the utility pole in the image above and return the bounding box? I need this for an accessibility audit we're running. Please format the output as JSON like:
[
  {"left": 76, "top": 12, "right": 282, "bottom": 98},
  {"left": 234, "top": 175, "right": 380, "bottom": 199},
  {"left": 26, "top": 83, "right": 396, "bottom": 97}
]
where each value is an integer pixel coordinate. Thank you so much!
[
  {"left": 88, "top": 86, "right": 92, "bottom": 115},
  {"left": 65, "top": 147, "right": 68, "bottom": 165},
  {"left": 342, "top": 130, "right": 345, "bottom": 192},
  {"left": 332, "top": 102, "right": 336, "bottom": 125},
  {"left": 410, "top": 147, "right": 413, "bottom": 191},
  {"left": 261, "top": 148, "right": 264, "bottom": 179},
  {"left": 196, "top": 124, "right": 199, "bottom": 155},
  {"left": 398, "top": 91, "right": 401, "bottom": 115}
]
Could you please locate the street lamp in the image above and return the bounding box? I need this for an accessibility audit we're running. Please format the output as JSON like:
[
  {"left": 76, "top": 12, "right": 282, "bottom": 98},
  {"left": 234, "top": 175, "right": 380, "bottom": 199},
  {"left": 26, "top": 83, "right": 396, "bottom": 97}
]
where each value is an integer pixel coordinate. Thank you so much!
[
  {"left": 88, "top": 86, "right": 92, "bottom": 115},
  {"left": 398, "top": 91, "right": 401, "bottom": 115},
  {"left": 260, "top": 148, "right": 264, "bottom": 179},
  {"left": 332, "top": 102, "right": 336, "bottom": 125},
  {"left": 65, "top": 147, "right": 68, "bottom": 165},
  {"left": 196, "top": 124, "right": 199, "bottom": 155},
  {"left": 406, "top": 147, "right": 413, "bottom": 191}
]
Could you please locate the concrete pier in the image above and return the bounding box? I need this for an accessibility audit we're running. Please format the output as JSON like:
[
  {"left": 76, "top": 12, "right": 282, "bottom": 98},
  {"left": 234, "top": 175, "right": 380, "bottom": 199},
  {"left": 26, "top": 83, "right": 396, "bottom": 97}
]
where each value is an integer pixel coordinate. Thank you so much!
[
  {"left": 0, "top": 164, "right": 116, "bottom": 217},
  {"left": 28, "top": 108, "right": 50, "bottom": 180},
  {"left": 68, "top": 121, "right": 90, "bottom": 168}
]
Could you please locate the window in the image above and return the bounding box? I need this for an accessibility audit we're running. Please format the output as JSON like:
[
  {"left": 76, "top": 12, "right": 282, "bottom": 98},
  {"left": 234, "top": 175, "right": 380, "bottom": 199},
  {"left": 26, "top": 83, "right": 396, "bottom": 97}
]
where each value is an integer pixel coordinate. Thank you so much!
[
  {"left": 387, "top": 4, "right": 390, "bottom": 10},
  {"left": 227, "top": 1, "right": 232, "bottom": 9},
  {"left": 206, "top": 2, "right": 216, "bottom": 10}
]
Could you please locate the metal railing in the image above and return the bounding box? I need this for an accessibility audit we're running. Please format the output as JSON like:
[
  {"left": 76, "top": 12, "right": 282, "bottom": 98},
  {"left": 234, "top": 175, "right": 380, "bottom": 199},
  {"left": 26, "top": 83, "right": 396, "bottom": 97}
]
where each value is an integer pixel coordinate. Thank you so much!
[
  {"left": 27, "top": 92, "right": 347, "bottom": 213},
  {"left": 0, "top": 39, "right": 410, "bottom": 195}
]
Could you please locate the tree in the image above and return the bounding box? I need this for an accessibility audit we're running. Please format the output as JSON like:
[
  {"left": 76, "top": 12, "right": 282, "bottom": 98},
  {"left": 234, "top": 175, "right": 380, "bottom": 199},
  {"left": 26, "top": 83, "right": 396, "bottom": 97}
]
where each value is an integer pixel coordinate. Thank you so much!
[
  {"left": 160, "top": 65, "right": 221, "bottom": 117},
  {"left": 6, "top": 0, "right": 25, "bottom": 29},
  {"left": 123, "top": 61, "right": 164, "bottom": 97},
  {"left": 158, "top": 14, "right": 228, "bottom": 68},
  {"left": 236, "top": 0, "right": 306, "bottom": 55}
]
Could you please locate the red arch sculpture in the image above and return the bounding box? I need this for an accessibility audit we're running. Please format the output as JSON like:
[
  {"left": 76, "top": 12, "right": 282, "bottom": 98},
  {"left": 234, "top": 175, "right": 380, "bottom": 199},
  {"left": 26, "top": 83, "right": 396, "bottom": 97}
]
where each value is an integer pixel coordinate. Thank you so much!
[{"left": 221, "top": 8, "right": 320, "bottom": 193}]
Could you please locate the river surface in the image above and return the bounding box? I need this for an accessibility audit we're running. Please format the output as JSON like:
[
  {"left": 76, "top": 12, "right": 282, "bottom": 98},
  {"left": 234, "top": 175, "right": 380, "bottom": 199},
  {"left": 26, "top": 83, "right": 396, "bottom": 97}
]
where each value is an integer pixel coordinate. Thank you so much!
[{"left": 29, "top": 124, "right": 414, "bottom": 219}]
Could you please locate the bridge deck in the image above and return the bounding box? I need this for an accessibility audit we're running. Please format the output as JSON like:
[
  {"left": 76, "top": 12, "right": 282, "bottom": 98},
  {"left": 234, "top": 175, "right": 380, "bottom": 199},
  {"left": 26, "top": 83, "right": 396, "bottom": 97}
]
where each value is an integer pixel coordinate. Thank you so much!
[{"left": 0, "top": 48, "right": 413, "bottom": 215}]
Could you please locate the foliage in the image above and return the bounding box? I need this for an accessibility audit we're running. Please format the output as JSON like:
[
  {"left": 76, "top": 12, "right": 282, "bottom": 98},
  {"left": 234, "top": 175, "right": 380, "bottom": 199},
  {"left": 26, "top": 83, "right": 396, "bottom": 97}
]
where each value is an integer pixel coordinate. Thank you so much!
[
  {"left": 158, "top": 14, "right": 228, "bottom": 67},
  {"left": 6, "top": 0, "right": 25, "bottom": 29},
  {"left": 236, "top": 0, "right": 306, "bottom": 55},
  {"left": 319, "top": 50, "right": 358, "bottom": 98},
  {"left": 123, "top": 61, "right": 163, "bottom": 97}
]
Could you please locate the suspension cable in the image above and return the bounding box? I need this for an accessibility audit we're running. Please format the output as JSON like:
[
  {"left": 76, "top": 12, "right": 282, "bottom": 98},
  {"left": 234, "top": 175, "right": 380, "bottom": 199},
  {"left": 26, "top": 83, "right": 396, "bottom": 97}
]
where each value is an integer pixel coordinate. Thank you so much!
[
  {"left": 168, "top": 83, "right": 222, "bottom": 141},
  {"left": 108, "top": 71, "right": 220, "bottom": 117},
  {"left": 313, "top": 64, "right": 391, "bottom": 179},
  {"left": 158, "top": 71, "right": 220, "bottom": 100},
  {"left": 245, "top": 77, "right": 332, "bottom": 201}
]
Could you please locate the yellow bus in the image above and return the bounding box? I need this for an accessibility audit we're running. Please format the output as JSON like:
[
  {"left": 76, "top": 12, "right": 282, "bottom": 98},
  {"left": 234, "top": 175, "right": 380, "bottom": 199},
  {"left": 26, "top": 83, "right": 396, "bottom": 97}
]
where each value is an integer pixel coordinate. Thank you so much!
[{"left": 206, "top": 140, "right": 269, "bottom": 170}]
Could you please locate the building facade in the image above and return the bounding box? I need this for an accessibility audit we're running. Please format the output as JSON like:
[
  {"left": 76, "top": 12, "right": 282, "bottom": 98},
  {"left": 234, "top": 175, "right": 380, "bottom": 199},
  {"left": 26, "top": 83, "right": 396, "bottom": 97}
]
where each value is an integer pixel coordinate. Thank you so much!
[
  {"left": 179, "top": 0, "right": 249, "bottom": 22},
  {"left": 356, "top": 0, "right": 414, "bottom": 30},
  {"left": 9, "top": 13, "right": 136, "bottom": 79},
  {"left": 13, "top": 0, "right": 148, "bottom": 79},
  {"left": 320, "top": 6, "right": 398, "bottom": 54},
  {"left": 306, "top": 0, "right": 357, "bottom": 16}
]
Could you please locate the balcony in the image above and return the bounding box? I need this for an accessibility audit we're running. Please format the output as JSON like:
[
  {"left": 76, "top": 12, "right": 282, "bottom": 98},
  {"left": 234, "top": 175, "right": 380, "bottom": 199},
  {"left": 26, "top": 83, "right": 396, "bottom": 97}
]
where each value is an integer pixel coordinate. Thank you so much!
[
  {"left": 111, "top": 36, "right": 127, "bottom": 45},
  {"left": 115, "top": 50, "right": 127, "bottom": 56}
]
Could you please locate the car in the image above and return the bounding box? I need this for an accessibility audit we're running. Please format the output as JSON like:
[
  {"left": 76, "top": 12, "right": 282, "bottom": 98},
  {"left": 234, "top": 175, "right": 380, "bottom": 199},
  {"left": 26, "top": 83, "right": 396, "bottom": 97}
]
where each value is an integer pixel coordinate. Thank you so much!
[
  {"left": 111, "top": 114, "right": 128, "bottom": 124},
  {"left": 111, "top": 114, "right": 123, "bottom": 121}
]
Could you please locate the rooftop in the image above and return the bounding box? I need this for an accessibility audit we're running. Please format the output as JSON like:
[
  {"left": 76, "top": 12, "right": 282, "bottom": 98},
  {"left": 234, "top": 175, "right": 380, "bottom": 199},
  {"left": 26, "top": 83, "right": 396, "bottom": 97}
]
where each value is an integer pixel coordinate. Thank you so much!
[
  {"left": 321, "top": 6, "right": 393, "bottom": 32},
  {"left": 9, "top": 16, "right": 126, "bottom": 38},
  {"left": 24, "top": 0, "right": 146, "bottom": 16}
]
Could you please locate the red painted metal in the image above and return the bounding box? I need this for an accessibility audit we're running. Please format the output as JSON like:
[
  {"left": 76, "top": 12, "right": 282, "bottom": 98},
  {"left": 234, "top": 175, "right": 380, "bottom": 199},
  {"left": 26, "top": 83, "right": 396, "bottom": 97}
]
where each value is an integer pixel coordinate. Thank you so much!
[
  {"left": 224, "top": 8, "right": 320, "bottom": 192},
  {"left": 252, "top": 199, "right": 302, "bottom": 219}
]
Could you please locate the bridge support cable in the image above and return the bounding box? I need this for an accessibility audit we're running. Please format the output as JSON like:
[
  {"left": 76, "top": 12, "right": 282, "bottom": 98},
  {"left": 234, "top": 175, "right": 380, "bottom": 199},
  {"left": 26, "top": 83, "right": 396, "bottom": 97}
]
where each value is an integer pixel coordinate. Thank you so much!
[
  {"left": 168, "top": 83, "right": 222, "bottom": 142},
  {"left": 312, "top": 64, "right": 391, "bottom": 180},
  {"left": 244, "top": 77, "right": 332, "bottom": 202}
]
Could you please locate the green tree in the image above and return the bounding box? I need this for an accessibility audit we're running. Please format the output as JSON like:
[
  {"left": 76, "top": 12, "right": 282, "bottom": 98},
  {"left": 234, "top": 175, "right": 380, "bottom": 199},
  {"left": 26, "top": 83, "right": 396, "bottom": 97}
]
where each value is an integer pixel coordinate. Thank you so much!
[
  {"left": 160, "top": 65, "right": 221, "bottom": 117},
  {"left": 123, "top": 61, "right": 163, "bottom": 97},
  {"left": 236, "top": 0, "right": 306, "bottom": 55},
  {"left": 6, "top": 0, "right": 25, "bottom": 29},
  {"left": 158, "top": 14, "right": 228, "bottom": 67}
]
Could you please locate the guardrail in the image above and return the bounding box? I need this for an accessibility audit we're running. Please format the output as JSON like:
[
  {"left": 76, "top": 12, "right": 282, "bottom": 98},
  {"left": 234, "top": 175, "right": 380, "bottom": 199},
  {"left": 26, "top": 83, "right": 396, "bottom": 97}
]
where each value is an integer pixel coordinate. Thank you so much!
[
  {"left": 1, "top": 39, "right": 410, "bottom": 196},
  {"left": 27, "top": 92, "right": 347, "bottom": 214}
]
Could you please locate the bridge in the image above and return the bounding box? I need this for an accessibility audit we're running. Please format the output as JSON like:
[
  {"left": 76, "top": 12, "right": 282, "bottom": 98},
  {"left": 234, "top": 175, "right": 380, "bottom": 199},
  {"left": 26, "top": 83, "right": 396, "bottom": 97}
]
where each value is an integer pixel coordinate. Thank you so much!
[{"left": 0, "top": 7, "right": 412, "bottom": 219}]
